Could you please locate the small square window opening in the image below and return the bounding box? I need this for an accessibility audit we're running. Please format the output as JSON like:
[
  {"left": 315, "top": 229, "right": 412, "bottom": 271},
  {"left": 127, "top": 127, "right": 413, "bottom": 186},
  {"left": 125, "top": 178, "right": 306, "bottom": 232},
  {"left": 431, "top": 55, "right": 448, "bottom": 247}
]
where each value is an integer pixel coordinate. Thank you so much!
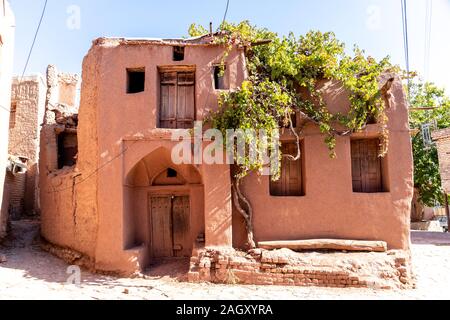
[
  {"left": 127, "top": 68, "right": 145, "bottom": 94},
  {"left": 173, "top": 46, "right": 185, "bottom": 61},
  {"left": 213, "top": 65, "right": 227, "bottom": 90},
  {"left": 167, "top": 168, "right": 178, "bottom": 178}
]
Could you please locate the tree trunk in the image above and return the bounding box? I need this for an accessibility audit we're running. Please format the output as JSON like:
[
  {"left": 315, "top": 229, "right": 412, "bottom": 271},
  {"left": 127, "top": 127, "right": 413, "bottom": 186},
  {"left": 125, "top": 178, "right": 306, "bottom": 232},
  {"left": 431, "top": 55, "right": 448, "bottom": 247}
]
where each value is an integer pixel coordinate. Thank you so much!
[{"left": 232, "top": 178, "right": 256, "bottom": 249}]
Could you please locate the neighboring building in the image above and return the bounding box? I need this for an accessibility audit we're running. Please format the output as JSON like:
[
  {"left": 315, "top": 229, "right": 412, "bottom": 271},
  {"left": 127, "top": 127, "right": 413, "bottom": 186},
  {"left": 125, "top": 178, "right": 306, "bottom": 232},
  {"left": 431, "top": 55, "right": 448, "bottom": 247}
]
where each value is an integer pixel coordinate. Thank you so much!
[
  {"left": 0, "top": 0, "right": 15, "bottom": 239},
  {"left": 432, "top": 128, "right": 450, "bottom": 228},
  {"left": 6, "top": 75, "right": 46, "bottom": 219},
  {"left": 39, "top": 36, "right": 413, "bottom": 277},
  {"left": 432, "top": 128, "right": 450, "bottom": 193}
]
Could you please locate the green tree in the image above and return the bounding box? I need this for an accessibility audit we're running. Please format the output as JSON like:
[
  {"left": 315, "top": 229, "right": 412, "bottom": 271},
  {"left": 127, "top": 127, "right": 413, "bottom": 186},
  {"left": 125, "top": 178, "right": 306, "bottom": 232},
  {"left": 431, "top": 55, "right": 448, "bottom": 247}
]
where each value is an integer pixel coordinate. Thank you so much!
[
  {"left": 189, "top": 21, "right": 397, "bottom": 248},
  {"left": 409, "top": 81, "right": 450, "bottom": 206}
]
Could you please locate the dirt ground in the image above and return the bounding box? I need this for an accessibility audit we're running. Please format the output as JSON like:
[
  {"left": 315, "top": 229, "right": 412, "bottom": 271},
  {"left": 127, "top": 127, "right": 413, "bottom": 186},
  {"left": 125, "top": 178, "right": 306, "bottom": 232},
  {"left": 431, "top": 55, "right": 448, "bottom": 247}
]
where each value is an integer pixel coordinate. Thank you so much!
[{"left": 1, "top": 220, "right": 450, "bottom": 300}]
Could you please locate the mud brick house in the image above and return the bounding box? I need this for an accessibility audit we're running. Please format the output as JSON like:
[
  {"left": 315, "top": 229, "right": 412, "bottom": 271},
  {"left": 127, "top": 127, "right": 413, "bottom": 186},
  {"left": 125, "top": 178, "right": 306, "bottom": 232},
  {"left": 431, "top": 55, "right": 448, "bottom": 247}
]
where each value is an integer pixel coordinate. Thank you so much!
[
  {"left": 0, "top": 0, "right": 15, "bottom": 239},
  {"left": 432, "top": 128, "right": 450, "bottom": 193},
  {"left": 39, "top": 35, "right": 414, "bottom": 280},
  {"left": 6, "top": 75, "right": 46, "bottom": 220}
]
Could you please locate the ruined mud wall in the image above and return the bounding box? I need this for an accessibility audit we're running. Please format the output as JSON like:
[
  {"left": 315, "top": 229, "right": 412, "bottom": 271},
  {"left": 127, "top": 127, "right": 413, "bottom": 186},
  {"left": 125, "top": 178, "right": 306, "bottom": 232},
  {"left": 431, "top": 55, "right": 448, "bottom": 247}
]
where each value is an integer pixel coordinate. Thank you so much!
[
  {"left": 40, "top": 64, "right": 98, "bottom": 258},
  {"left": 7, "top": 76, "right": 46, "bottom": 217}
]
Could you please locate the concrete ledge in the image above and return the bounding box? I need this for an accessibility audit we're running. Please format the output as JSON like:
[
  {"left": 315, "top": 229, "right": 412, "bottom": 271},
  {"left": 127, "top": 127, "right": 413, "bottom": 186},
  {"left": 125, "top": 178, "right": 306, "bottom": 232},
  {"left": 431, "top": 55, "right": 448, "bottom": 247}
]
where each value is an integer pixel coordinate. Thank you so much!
[{"left": 258, "top": 239, "right": 388, "bottom": 252}]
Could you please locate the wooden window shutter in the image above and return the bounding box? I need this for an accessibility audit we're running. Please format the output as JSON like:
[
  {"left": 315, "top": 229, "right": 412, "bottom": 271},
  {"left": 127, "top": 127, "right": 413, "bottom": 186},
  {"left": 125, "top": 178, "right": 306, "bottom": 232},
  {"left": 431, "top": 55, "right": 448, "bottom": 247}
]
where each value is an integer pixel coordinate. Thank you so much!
[
  {"left": 351, "top": 139, "right": 383, "bottom": 193},
  {"left": 159, "top": 71, "right": 195, "bottom": 129},
  {"left": 176, "top": 72, "right": 195, "bottom": 129},
  {"left": 270, "top": 142, "right": 303, "bottom": 196}
]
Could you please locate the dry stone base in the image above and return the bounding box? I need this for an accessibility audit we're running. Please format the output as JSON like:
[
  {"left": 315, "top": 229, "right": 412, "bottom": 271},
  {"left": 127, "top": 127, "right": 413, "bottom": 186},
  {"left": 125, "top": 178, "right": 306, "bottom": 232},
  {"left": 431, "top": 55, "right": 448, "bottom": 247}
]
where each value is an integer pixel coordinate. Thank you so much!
[
  {"left": 40, "top": 240, "right": 95, "bottom": 272},
  {"left": 188, "top": 247, "right": 415, "bottom": 289}
]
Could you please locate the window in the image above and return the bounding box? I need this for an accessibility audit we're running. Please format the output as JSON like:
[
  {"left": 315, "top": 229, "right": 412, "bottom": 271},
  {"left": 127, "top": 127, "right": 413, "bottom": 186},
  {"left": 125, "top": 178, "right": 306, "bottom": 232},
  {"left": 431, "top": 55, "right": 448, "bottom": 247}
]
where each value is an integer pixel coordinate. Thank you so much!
[
  {"left": 213, "top": 65, "right": 227, "bottom": 90},
  {"left": 173, "top": 46, "right": 185, "bottom": 61},
  {"left": 9, "top": 102, "right": 16, "bottom": 129},
  {"left": 351, "top": 139, "right": 385, "bottom": 193},
  {"left": 159, "top": 70, "right": 195, "bottom": 129},
  {"left": 127, "top": 68, "right": 145, "bottom": 94},
  {"left": 167, "top": 168, "right": 178, "bottom": 178},
  {"left": 57, "top": 131, "right": 78, "bottom": 169},
  {"left": 270, "top": 141, "right": 304, "bottom": 197}
]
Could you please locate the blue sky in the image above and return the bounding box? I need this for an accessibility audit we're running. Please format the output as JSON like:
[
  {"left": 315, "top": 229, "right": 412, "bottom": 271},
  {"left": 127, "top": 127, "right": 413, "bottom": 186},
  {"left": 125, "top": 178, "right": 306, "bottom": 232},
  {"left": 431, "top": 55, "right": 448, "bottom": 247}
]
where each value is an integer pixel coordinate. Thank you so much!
[{"left": 9, "top": 0, "right": 450, "bottom": 93}]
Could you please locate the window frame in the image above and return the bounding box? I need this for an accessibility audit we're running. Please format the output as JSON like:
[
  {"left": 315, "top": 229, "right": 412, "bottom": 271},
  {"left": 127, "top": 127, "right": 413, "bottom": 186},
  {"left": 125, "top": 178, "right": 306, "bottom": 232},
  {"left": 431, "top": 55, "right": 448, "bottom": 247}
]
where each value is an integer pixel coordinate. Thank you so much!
[
  {"left": 269, "top": 140, "right": 305, "bottom": 197},
  {"left": 158, "top": 66, "right": 196, "bottom": 129},
  {"left": 213, "top": 64, "right": 229, "bottom": 91},
  {"left": 350, "top": 138, "right": 388, "bottom": 193},
  {"left": 126, "top": 68, "right": 146, "bottom": 94}
]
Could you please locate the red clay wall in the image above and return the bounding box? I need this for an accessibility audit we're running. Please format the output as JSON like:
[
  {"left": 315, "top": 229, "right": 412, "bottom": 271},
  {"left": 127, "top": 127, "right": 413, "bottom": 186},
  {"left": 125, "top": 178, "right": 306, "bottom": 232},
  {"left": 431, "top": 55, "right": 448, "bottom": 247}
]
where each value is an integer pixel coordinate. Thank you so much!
[
  {"left": 233, "top": 77, "right": 413, "bottom": 250},
  {"left": 41, "top": 39, "right": 245, "bottom": 274}
]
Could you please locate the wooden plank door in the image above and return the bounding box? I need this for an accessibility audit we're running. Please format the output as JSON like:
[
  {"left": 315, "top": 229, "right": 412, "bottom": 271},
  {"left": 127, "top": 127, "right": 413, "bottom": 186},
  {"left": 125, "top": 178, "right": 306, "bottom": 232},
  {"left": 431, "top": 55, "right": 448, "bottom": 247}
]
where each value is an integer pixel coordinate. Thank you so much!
[
  {"left": 160, "top": 72, "right": 178, "bottom": 129},
  {"left": 172, "top": 196, "right": 191, "bottom": 257},
  {"left": 150, "top": 196, "right": 173, "bottom": 258},
  {"left": 351, "top": 139, "right": 382, "bottom": 193},
  {"left": 176, "top": 73, "right": 195, "bottom": 129}
]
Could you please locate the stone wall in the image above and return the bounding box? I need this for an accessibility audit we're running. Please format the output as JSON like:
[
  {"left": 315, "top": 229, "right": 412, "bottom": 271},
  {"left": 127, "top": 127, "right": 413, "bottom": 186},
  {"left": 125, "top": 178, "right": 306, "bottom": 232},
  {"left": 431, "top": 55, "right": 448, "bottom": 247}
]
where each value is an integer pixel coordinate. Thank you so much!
[{"left": 188, "top": 247, "right": 414, "bottom": 289}]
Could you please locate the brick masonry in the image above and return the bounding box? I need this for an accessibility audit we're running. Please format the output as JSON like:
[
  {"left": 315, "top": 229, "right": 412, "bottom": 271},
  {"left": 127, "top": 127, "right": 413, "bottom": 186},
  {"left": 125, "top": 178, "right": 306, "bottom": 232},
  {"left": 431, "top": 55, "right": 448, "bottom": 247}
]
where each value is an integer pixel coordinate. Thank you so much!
[
  {"left": 188, "top": 247, "right": 415, "bottom": 289},
  {"left": 432, "top": 129, "right": 450, "bottom": 193}
]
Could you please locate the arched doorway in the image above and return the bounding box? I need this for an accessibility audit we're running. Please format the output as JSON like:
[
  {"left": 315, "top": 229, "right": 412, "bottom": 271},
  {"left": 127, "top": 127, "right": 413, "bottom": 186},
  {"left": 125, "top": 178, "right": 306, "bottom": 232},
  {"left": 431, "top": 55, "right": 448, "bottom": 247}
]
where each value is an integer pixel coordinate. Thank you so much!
[{"left": 125, "top": 147, "right": 204, "bottom": 266}]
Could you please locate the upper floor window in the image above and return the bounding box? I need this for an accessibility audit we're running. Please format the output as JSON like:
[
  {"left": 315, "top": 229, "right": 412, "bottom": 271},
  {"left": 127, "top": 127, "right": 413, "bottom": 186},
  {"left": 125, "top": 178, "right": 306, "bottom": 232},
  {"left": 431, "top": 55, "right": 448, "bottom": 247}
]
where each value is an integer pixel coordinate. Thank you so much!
[
  {"left": 213, "top": 65, "right": 228, "bottom": 90},
  {"left": 159, "top": 69, "right": 195, "bottom": 129},
  {"left": 127, "top": 68, "right": 145, "bottom": 94},
  {"left": 351, "top": 138, "right": 386, "bottom": 193},
  {"left": 173, "top": 46, "right": 185, "bottom": 61},
  {"left": 270, "top": 141, "right": 304, "bottom": 197}
]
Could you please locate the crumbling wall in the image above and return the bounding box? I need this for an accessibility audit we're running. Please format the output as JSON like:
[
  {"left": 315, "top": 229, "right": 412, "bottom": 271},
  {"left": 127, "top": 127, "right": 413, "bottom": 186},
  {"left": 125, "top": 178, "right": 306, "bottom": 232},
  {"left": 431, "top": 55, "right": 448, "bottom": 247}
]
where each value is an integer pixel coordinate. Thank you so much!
[
  {"left": 7, "top": 76, "right": 46, "bottom": 218},
  {"left": 40, "top": 61, "right": 98, "bottom": 259}
]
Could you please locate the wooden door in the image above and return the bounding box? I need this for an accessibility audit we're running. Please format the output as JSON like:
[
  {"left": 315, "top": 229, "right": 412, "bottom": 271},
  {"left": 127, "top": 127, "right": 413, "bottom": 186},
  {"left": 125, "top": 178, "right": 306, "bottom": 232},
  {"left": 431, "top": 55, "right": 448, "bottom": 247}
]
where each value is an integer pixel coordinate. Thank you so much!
[
  {"left": 172, "top": 196, "right": 191, "bottom": 257},
  {"left": 270, "top": 142, "right": 303, "bottom": 196},
  {"left": 351, "top": 139, "right": 382, "bottom": 193},
  {"left": 150, "top": 195, "right": 191, "bottom": 258},
  {"left": 150, "top": 196, "right": 173, "bottom": 258}
]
